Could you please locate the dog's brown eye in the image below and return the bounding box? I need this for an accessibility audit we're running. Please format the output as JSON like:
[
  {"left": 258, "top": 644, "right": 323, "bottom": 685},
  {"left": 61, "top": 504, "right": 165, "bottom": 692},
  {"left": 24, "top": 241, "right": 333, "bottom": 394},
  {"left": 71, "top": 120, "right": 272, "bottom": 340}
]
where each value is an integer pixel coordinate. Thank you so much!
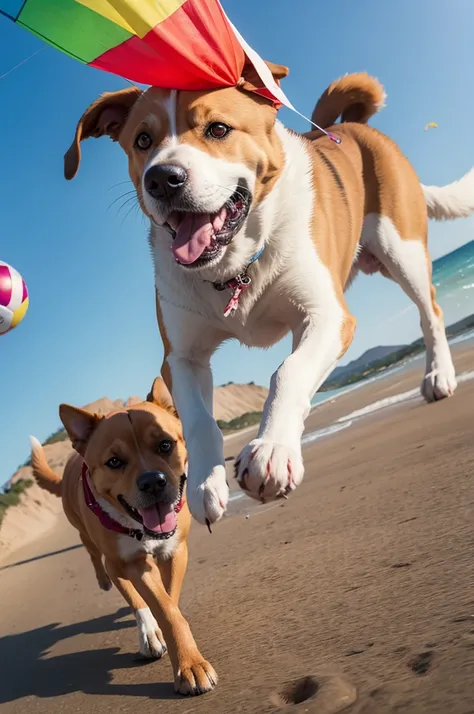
[
  {"left": 206, "top": 122, "right": 231, "bottom": 139},
  {"left": 135, "top": 132, "right": 152, "bottom": 151},
  {"left": 158, "top": 439, "right": 173, "bottom": 454},
  {"left": 105, "top": 456, "right": 125, "bottom": 470}
]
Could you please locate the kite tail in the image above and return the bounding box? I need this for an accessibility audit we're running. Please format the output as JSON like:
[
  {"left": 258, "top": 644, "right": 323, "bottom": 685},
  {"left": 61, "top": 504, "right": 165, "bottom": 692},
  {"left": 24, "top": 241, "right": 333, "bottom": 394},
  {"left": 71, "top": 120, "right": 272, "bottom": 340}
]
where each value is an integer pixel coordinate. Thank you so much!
[
  {"left": 29, "top": 436, "right": 62, "bottom": 496},
  {"left": 311, "top": 72, "right": 386, "bottom": 129},
  {"left": 422, "top": 168, "right": 474, "bottom": 221}
]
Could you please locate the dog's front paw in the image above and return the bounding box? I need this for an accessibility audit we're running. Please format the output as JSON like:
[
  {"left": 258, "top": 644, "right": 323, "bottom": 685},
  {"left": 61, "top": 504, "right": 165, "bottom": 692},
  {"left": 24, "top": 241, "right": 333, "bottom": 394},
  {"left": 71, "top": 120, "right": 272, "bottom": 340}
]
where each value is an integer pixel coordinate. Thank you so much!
[
  {"left": 175, "top": 654, "right": 218, "bottom": 696},
  {"left": 187, "top": 466, "right": 229, "bottom": 526},
  {"left": 136, "top": 608, "right": 167, "bottom": 660},
  {"left": 235, "top": 439, "right": 304, "bottom": 502},
  {"left": 421, "top": 366, "right": 457, "bottom": 402}
]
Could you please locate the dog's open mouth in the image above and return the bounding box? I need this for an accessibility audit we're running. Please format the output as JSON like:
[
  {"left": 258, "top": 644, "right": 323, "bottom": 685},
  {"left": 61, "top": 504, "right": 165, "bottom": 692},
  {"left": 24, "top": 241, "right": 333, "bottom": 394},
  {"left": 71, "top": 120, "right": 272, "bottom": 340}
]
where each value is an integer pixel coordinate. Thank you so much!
[
  {"left": 118, "top": 476, "right": 185, "bottom": 539},
  {"left": 166, "top": 188, "right": 251, "bottom": 268}
]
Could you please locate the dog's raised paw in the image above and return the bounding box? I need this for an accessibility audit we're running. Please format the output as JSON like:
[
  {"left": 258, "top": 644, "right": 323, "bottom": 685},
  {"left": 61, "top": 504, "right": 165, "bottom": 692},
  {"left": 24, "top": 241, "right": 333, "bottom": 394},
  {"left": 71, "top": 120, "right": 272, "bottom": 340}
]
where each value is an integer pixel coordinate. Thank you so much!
[
  {"left": 175, "top": 656, "right": 217, "bottom": 696},
  {"left": 235, "top": 439, "right": 304, "bottom": 502},
  {"left": 186, "top": 466, "right": 228, "bottom": 526}
]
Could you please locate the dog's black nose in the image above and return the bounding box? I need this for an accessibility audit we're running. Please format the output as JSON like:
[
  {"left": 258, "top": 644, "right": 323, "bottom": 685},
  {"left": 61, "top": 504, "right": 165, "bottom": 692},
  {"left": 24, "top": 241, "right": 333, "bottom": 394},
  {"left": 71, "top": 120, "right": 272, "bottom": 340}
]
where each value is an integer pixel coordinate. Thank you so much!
[
  {"left": 137, "top": 470, "right": 167, "bottom": 493},
  {"left": 144, "top": 164, "right": 188, "bottom": 198}
]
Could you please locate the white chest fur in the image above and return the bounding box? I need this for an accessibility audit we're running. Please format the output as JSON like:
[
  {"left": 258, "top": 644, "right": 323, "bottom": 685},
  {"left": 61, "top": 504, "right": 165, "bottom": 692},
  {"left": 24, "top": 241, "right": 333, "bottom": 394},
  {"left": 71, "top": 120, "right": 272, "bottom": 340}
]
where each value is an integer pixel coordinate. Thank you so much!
[
  {"left": 97, "top": 496, "right": 180, "bottom": 561},
  {"left": 117, "top": 531, "right": 180, "bottom": 562}
]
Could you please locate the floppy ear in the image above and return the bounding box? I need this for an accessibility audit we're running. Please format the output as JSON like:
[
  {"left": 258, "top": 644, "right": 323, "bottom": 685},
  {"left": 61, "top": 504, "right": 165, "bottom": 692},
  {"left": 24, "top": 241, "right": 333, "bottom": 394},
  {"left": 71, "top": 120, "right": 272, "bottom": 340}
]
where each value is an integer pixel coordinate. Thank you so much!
[
  {"left": 64, "top": 86, "right": 142, "bottom": 181},
  {"left": 146, "top": 377, "right": 178, "bottom": 417},
  {"left": 239, "top": 60, "right": 289, "bottom": 98},
  {"left": 59, "top": 404, "right": 103, "bottom": 457}
]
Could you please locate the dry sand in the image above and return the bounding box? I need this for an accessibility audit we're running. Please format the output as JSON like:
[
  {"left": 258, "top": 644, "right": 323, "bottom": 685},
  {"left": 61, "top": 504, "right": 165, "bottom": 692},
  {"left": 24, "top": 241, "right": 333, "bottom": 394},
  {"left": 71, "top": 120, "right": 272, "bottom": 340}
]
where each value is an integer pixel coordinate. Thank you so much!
[{"left": 0, "top": 341, "right": 473, "bottom": 713}]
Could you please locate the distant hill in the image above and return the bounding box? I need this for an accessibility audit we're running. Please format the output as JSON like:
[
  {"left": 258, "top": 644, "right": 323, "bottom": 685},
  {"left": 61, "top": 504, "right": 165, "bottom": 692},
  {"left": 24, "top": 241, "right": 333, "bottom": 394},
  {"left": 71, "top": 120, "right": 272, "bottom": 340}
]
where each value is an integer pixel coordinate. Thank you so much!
[
  {"left": 83, "top": 385, "right": 269, "bottom": 424},
  {"left": 326, "top": 345, "right": 406, "bottom": 386},
  {"left": 82, "top": 395, "right": 142, "bottom": 414}
]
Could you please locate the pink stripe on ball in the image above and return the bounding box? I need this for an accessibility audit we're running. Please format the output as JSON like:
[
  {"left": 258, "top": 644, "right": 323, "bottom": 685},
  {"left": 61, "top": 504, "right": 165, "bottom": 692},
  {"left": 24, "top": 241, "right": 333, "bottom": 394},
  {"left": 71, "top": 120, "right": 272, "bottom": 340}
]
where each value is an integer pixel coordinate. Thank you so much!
[{"left": 0, "top": 265, "right": 12, "bottom": 307}]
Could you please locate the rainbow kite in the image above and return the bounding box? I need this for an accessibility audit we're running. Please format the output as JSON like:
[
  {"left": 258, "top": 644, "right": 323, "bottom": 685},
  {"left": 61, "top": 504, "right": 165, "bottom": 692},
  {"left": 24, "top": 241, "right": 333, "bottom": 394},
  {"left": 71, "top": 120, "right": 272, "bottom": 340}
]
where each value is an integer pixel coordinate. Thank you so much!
[{"left": 0, "top": 0, "right": 293, "bottom": 109}]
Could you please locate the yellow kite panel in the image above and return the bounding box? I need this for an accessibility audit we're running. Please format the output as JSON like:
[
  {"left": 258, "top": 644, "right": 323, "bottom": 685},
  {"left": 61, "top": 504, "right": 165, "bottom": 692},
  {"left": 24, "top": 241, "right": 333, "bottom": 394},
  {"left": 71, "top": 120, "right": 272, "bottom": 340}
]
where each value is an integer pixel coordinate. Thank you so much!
[{"left": 77, "top": 0, "right": 186, "bottom": 38}]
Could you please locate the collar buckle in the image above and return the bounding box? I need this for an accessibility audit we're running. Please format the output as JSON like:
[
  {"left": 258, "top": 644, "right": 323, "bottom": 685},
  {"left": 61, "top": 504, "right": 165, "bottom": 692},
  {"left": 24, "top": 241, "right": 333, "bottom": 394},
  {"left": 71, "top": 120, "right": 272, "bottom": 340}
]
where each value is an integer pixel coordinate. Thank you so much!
[
  {"left": 213, "top": 245, "right": 263, "bottom": 317},
  {"left": 235, "top": 273, "right": 251, "bottom": 287}
]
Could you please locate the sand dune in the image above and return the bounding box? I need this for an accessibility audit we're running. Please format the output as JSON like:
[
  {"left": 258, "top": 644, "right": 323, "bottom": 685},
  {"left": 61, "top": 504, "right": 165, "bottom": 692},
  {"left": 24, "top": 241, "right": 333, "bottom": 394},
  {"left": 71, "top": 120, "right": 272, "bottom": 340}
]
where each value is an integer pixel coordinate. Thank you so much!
[
  {"left": 0, "top": 480, "right": 63, "bottom": 551},
  {"left": 83, "top": 383, "right": 269, "bottom": 424},
  {"left": 213, "top": 382, "right": 268, "bottom": 421}
]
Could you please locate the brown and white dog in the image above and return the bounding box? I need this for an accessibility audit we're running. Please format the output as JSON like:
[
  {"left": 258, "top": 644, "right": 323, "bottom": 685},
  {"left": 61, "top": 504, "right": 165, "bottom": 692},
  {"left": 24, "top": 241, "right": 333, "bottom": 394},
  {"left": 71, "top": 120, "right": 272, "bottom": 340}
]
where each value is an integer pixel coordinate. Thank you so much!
[
  {"left": 64, "top": 68, "right": 474, "bottom": 528},
  {"left": 30, "top": 378, "right": 217, "bottom": 696}
]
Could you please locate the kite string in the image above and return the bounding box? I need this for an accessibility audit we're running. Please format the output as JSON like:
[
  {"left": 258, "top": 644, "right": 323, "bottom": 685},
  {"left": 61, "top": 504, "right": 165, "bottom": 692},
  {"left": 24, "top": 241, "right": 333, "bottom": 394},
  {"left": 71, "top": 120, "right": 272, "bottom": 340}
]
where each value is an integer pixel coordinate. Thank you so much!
[
  {"left": 295, "top": 108, "right": 341, "bottom": 144},
  {"left": 0, "top": 47, "right": 44, "bottom": 81}
]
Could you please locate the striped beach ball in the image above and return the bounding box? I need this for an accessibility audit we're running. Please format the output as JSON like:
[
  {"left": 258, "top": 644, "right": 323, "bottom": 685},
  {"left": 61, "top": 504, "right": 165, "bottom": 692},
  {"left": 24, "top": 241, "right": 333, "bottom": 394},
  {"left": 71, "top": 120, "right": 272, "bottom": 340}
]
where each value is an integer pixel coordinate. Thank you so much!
[{"left": 0, "top": 261, "right": 29, "bottom": 335}]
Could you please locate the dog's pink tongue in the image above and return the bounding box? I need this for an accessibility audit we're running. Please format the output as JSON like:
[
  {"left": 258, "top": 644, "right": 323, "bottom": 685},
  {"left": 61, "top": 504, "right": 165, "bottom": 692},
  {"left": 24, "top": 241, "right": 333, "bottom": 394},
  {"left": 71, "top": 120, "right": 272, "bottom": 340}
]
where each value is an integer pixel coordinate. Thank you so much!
[
  {"left": 138, "top": 504, "right": 177, "bottom": 534},
  {"left": 172, "top": 213, "right": 213, "bottom": 265}
]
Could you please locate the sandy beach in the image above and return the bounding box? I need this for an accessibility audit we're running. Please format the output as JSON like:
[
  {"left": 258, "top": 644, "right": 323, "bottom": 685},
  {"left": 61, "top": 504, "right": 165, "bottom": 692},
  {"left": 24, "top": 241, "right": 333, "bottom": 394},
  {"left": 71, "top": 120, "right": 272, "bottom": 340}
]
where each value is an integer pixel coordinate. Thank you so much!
[{"left": 1, "top": 340, "right": 473, "bottom": 713}]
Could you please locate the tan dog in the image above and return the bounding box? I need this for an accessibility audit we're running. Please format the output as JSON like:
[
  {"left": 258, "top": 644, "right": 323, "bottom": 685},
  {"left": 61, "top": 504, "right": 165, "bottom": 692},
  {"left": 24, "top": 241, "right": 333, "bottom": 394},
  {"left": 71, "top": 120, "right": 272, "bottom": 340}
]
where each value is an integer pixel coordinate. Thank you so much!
[
  {"left": 30, "top": 378, "right": 216, "bottom": 696},
  {"left": 64, "top": 69, "right": 474, "bottom": 528}
]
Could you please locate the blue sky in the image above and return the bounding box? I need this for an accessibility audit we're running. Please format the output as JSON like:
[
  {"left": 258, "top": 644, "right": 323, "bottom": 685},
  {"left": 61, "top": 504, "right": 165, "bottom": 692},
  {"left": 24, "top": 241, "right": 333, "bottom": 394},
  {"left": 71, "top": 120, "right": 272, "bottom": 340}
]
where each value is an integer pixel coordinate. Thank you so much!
[{"left": 1, "top": 0, "right": 474, "bottom": 480}]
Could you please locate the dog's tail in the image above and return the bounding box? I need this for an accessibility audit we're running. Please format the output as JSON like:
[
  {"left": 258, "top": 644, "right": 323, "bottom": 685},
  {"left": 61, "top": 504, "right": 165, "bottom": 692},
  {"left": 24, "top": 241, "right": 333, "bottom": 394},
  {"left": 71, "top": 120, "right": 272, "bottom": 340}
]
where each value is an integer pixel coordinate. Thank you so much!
[
  {"left": 29, "top": 436, "right": 62, "bottom": 496},
  {"left": 421, "top": 168, "right": 474, "bottom": 221},
  {"left": 311, "top": 72, "right": 386, "bottom": 129}
]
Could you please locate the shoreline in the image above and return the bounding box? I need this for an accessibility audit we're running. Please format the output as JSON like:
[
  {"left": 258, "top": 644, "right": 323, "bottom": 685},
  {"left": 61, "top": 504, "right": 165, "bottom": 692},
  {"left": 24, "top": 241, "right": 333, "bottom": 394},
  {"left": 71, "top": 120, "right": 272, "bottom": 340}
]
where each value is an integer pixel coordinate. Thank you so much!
[{"left": 225, "top": 335, "right": 474, "bottom": 446}]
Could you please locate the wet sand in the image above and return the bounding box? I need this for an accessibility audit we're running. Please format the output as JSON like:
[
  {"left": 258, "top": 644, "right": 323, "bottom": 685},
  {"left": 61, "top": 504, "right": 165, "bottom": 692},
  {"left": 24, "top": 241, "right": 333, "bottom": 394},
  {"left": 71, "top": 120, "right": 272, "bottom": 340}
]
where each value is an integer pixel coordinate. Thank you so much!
[{"left": 1, "top": 341, "right": 473, "bottom": 713}]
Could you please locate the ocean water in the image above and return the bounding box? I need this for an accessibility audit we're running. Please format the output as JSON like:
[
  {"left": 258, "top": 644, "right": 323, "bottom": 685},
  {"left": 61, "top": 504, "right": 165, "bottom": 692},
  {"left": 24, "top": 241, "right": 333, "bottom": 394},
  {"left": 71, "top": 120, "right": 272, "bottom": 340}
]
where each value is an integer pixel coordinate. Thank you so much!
[{"left": 432, "top": 240, "right": 474, "bottom": 326}]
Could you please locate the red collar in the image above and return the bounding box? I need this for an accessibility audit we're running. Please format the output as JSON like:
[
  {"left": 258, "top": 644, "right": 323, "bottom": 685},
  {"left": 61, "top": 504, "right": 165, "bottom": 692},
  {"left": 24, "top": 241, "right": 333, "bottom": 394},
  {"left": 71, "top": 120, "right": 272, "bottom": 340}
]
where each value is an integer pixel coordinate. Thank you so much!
[{"left": 81, "top": 461, "right": 185, "bottom": 542}]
